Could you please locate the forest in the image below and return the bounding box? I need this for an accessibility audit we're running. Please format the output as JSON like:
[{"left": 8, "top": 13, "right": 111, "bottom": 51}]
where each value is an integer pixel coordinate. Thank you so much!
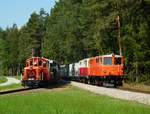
[{"left": 0, "top": 0, "right": 149, "bottom": 84}]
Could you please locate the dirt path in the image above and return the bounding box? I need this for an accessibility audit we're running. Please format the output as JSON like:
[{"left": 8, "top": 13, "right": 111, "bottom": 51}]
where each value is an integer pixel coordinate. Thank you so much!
[
  {"left": 71, "top": 81, "right": 150, "bottom": 105},
  {"left": 0, "top": 77, "right": 20, "bottom": 86}
]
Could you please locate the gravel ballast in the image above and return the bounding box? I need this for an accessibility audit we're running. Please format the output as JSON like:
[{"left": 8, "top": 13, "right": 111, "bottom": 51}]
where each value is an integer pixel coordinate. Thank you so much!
[{"left": 71, "top": 81, "right": 150, "bottom": 105}]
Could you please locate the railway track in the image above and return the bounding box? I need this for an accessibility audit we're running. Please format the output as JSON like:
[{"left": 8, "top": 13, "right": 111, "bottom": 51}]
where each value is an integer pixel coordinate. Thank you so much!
[
  {"left": 0, "top": 80, "right": 149, "bottom": 95},
  {"left": 0, "top": 88, "right": 36, "bottom": 95},
  {"left": 0, "top": 81, "right": 69, "bottom": 95}
]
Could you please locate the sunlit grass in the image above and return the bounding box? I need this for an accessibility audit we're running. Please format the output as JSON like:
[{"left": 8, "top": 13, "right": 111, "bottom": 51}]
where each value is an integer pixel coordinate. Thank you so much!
[
  {"left": 0, "top": 86, "right": 150, "bottom": 114},
  {"left": 0, "top": 83, "right": 23, "bottom": 92},
  {"left": 0, "top": 76, "right": 22, "bottom": 92}
]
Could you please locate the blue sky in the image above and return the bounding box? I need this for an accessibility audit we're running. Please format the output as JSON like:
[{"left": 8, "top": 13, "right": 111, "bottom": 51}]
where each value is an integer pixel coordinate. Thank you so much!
[{"left": 0, "top": 0, "right": 56, "bottom": 29}]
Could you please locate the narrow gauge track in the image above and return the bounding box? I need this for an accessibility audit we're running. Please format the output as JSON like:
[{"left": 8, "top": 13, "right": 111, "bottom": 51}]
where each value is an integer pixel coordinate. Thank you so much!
[
  {"left": 0, "top": 88, "right": 36, "bottom": 95},
  {"left": 0, "top": 81, "right": 149, "bottom": 95},
  {"left": 0, "top": 80, "right": 69, "bottom": 95}
]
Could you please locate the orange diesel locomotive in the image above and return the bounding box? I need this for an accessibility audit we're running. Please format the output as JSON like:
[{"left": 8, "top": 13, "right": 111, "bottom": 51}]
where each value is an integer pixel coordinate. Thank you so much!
[
  {"left": 22, "top": 57, "right": 59, "bottom": 87},
  {"left": 87, "top": 54, "right": 124, "bottom": 86}
]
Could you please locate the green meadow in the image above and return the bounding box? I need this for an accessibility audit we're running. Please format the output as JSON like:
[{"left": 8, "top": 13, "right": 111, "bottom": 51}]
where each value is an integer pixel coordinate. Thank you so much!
[{"left": 0, "top": 86, "right": 149, "bottom": 114}]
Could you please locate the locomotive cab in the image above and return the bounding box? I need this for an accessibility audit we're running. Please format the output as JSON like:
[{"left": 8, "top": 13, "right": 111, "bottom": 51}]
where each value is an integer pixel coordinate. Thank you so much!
[
  {"left": 22, "top": 57, "right": 51, "bottom": 87},
  {"left": 101, "top": 54, "right": 124, "bottom": 86},
  {"left": 102, "top": 54, "right": 124, "bottom": 76}
]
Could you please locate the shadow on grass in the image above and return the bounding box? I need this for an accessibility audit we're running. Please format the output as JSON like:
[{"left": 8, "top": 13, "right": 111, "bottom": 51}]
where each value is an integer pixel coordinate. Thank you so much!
[{"left": 43, "top": 79, "right": 71, "bottom": 90}]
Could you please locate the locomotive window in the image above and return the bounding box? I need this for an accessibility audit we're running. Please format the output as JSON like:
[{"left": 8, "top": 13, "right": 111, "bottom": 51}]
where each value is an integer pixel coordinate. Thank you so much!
[
  {"left": 43, "top": 62, "right": 46, "bottom": 67},
  {"left": 96, "top": 58, "right": 99, "bottom": 63},
  {"left": 115, "top": 57, "right": 121, "bottom": 65},
  {"left": 103, "top": 57, "right": 112, "bottom": 65},
  {"left": 50, "top": 62, "right": 56, "bottom": 67},
  {"left": 39, "top": 60, "right": 42, "bottom": 66},
  {"left": 30, "top": 61, "right": 33, "bottom": 66},
  {"left": 26, "top": 62, "right": 29, "bottom": 67}
]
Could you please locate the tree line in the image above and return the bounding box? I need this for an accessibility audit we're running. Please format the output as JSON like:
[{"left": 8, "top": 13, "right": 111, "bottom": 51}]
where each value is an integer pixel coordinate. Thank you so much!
[{"left": 0, "top": 0, "right": 149, "bottom": 84}]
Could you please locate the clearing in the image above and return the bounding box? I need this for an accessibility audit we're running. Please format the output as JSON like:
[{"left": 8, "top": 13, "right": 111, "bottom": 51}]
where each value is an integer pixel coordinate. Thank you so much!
[{"left": 0, "top": 85, "right": 150, "bottom": 114}]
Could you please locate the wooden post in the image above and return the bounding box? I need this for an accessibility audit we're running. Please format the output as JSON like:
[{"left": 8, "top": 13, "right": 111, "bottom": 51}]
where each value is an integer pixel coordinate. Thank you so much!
[
  {"left": 32, "top": 48, "right": 34, "bottom": 57},
  {"left": 116, "top": 15, "right": 122, "bottom": 56}
]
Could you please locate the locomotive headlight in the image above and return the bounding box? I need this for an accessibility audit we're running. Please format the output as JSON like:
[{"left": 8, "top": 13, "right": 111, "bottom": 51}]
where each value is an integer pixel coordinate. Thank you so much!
[{"left": 28, "top": 78, "right": 34, "bottom": 80}]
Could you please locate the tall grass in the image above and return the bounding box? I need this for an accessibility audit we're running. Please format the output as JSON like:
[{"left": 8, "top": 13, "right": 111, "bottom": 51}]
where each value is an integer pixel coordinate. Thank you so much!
[{"left": 0, "top": 86, "right": 150, "bottom": 114}]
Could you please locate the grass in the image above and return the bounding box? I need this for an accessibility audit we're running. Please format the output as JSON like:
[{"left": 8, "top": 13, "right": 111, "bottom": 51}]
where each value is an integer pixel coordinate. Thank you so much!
[
  {"left": 0, "top": 76, "right": 22, "bottom": 92},
  {"left": 0, "top": 86, "right": 150, "bottom": 114},
  {"left": 0, "top": 76, "right": 7, "bottom": 84},
  {"left": 0, "top": 83, "right": 23, "bottom": 92}
]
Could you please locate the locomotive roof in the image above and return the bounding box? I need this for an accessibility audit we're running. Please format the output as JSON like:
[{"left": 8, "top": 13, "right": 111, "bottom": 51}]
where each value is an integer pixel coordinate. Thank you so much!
[
  {"left": 78, "top": 54, "right": 122, "bottom": 62},
  {"left": 101, "top": 54, "right": 122, "bottom": 57},
  {"left": 26, "top": 57, "right": 48, "bottom": 61},
  {"left": 95, "top": 54, "right": 122, "bottom": 58},
  {"left": 79, "top": 58, "right": 90, "bottom": 62}
]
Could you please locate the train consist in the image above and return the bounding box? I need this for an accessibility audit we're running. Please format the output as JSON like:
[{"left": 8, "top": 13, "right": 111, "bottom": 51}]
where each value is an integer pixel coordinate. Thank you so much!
[
  {"left": 21, "top": 57, "right": 60, "bottom": 88},
  {"left": 21, "top": 53, "right": 124, "bottom": 87},
  {"left": 60, "top": 54, "right": 124, "bottom": 87}
]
